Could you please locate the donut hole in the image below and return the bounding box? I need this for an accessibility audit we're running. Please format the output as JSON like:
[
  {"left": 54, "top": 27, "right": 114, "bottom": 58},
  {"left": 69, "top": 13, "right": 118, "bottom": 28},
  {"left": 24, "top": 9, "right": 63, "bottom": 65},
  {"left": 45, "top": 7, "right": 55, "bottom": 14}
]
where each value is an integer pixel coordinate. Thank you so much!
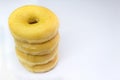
[{"left": 28, "top": 18, "right": 39, "bottom": 24}]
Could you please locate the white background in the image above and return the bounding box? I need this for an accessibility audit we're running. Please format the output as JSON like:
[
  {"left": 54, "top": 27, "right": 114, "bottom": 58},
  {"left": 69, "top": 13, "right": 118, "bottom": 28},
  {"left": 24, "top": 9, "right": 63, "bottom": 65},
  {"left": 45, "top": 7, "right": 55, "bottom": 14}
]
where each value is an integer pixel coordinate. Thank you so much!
[{"left": 0, "top": 0, "right": 120, "bottom": 80}]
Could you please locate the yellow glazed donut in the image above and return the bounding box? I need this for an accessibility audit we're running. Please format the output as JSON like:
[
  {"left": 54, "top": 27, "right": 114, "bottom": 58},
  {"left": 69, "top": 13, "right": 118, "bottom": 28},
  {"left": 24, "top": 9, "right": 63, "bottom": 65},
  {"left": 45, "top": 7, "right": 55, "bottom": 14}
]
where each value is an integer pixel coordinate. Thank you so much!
[
  {"left": 15, "top": 34, "right": 59, "bottom": 55},
  {"left": 9, "top": 5, "right": 59, "bottom": 43},
  {"left": 20, "top": 55, "right": 58, "bottom": 73},
  {"left": 16, "top": 47, "right": 58, "bottom": 66}
]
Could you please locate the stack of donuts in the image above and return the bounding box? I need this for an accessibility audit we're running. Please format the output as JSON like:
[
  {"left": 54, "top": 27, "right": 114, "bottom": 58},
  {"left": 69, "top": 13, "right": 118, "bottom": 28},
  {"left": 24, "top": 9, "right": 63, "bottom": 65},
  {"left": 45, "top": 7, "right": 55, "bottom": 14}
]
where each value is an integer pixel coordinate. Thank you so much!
[{"left": 8, "top": 5, "right": 59, "bottom": 72}]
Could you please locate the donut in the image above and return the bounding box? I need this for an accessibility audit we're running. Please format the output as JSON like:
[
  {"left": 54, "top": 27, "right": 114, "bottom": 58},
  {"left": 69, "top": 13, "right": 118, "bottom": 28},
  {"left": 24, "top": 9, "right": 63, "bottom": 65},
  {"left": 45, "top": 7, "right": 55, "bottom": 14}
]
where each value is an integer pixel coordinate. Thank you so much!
[
  {"left": 20, "top": 55, "right": 58, "bottom": 72},
  {"left": 16, "top": 47, "right": 58, "bottom": 66},
  {"left": 8, "top": 5, "right": 59, "bottom": 43},
  {"left": 15, "top": 34, "right": 59, "bottom": 55}
]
